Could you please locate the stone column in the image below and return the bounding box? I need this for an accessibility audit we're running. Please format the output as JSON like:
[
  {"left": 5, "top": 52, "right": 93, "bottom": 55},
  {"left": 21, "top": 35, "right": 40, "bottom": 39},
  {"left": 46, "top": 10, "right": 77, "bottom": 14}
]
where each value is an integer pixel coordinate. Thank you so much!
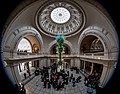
[
  {"left": 79, "top": 59, "right": 81, "bottom": 69},
  {"left": 40, "top": 59, "right": 46, "bottom": 68},
  {"left": 18, "top": 63, "right": 22, "bottom": 72},
  {"left": 80, "top": 60, "right": 83, "bottom": 70},
  {"left": 26, "top": 62, "right": 31, "bottom": 76},
  {"left": 45, "top": 58, "right": 48, "bottom": 67},
  {"left": 13, "top": 63, "right": 22, "bottom": 83},
  {"left": 47, "top": 59, "right": 50, "bottom": 67},
  {"left": 36, "top": 60, "right": 39, "bottom": 68},
  {"left": 99, "top": 62, "right": 115, "bottom": 88},
  {"left": 83, "top": 61, "right": 86, "bottom": 73},
  {"left": 73, "top": 58, "right": 75, "bottom": 67},
  {"left": 71, "top": 59, "right": 74, "bottom": 68},
  {"left": 90, "top": 62, "right": 94, "bottom": 74},
  {"left": 31, "top": 61, "right": 34, "bottom": 67},
  {"left": 4, "top": 62, "right": 22, "bottom": 85},
  {"left": 75, "top": 58, "right": 80, "bottom": 69},
  {"left": 99, "top": 64, "right": 108, "bottom": 88}
]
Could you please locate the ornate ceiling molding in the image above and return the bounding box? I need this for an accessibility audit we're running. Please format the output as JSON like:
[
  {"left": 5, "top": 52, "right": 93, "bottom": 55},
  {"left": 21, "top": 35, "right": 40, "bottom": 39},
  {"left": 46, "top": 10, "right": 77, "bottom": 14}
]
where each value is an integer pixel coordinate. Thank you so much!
[{"left": 35, "top": 1, "right": 86, "bottom": 37}]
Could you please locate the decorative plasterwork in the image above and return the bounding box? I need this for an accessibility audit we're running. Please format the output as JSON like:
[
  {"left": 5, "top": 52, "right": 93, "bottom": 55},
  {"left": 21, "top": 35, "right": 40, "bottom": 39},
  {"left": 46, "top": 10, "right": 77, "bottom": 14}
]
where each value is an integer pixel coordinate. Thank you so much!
[
  {"left": 35, "top": 1, "right": 86, "bottom": 37},
  {"left": 3, "top": 26, "right": 43, "bottom": 51},
  {"left": 77, "top": 26, "right": 111, "bottom": 55}
]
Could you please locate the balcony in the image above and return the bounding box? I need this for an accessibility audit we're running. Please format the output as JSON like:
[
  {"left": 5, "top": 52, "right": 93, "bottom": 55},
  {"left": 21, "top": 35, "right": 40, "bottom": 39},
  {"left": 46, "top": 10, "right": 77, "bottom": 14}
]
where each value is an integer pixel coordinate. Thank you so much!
[
  {"left": 3, "top": 51, "right": 116, "bottom": 59},
  {"left": 3, "top": 51, "right": 116, "bottom": 64}
]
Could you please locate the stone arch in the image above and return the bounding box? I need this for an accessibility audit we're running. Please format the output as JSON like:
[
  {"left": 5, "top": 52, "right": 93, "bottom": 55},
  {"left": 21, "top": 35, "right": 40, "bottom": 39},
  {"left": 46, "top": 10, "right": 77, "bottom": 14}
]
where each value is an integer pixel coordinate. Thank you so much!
[
  {"left": 47, "top": 40, "right": 74, "bottom": 54},
  {"left": 4, "top": 26, "right": 44, "bottom": 52},
  {"left": 78, "top": 26, "right": 113, "bottom": 58}
]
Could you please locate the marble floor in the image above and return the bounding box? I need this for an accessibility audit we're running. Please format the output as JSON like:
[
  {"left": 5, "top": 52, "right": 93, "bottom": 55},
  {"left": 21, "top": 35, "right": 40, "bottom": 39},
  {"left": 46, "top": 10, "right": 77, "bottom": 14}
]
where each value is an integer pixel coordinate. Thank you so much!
[{"left": 21, "top": 68, "right": 96, "bottom": 94}]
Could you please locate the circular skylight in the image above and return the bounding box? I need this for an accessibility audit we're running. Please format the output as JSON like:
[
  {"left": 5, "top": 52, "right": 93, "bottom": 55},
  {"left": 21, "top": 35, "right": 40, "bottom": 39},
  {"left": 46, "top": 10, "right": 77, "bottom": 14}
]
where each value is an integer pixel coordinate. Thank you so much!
[
  {"left": 51, "top": 7, "right": 70, "bottom": 24},
  {"left": 35, "top": 2, "right": 86, "bottom": 37}
]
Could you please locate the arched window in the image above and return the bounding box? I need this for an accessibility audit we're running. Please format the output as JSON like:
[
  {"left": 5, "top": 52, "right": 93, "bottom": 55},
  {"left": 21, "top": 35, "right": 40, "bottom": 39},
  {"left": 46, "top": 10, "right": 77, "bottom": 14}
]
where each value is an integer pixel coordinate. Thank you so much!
[{"left": 17, "top": 38, "right": 32, "bottom": 52}]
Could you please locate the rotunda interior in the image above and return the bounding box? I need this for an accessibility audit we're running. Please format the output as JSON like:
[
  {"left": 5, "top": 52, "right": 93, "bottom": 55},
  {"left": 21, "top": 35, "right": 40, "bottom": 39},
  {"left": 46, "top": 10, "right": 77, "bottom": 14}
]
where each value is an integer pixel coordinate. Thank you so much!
[{"left": 0, "top": 0, "right": 119, "bottom": 94}]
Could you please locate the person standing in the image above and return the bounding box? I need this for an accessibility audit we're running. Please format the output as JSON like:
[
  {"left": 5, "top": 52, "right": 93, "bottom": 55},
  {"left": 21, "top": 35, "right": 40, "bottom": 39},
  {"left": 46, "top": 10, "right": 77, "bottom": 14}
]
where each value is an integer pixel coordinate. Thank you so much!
[
  {"left": 69, "top": 73, "right": 73, "bottom": 82},
  {"left": 23, "top": 73, "right": 27, "bottom": 79},
  {"left": 66, "top": 63, "right": 68, "bottom": 69},
  {"left": 48, "top": 80, "right": 51, "bottom": 89},
  {"left": 72, "top": 77, "right": 76, "bottom": 87},
  {"left": 44, "top": 79, "right": 47, "bottom": 88}
]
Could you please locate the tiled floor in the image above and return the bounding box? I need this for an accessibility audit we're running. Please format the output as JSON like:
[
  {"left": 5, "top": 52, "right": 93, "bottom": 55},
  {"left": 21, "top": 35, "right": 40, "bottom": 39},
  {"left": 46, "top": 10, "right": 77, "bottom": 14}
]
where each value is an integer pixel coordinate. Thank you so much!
[{"left": 22, "top": 68, "right": 96, "bottom": 94}]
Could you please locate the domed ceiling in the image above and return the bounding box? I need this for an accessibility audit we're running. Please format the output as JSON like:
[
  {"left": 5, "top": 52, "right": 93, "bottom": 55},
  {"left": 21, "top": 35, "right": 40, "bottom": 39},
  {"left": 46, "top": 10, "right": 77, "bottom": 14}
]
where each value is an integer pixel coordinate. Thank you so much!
[{"left": 35, "top": 1, "right": 86, "bottom": 37}]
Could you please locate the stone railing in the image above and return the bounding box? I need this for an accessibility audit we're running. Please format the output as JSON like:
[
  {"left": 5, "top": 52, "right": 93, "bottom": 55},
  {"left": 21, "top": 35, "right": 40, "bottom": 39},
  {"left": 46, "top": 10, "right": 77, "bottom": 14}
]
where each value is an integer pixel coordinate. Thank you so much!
[
  {"left": 80, "top": 52, "right": 105, "bottom": 59},
  {"left": 3, "top": 51, "right": 117, "bottom": 60}
]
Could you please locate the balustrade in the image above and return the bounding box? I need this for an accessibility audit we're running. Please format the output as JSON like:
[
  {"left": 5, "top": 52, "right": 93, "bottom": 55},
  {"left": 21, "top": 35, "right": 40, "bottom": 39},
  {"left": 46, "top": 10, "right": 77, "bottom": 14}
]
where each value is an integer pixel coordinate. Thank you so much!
[{"left": 3, "top": 50, "right": 116, "bottom": 60}]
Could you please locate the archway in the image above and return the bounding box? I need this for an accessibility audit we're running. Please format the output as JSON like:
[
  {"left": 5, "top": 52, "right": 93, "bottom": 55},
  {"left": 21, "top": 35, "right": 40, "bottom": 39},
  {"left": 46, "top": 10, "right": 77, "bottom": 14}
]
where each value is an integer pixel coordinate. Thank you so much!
[
  {"left": 16, "top": 37, "right": 36, "bottom": 80},
  {"left": 15, "top": 33, "right": 42, "bottom": 81},
  {"left": 17, "top": 38, "right": 32, "bottom": 53},
  {"left": 80, "top": 35, "right": 104, "bottom": 54}
]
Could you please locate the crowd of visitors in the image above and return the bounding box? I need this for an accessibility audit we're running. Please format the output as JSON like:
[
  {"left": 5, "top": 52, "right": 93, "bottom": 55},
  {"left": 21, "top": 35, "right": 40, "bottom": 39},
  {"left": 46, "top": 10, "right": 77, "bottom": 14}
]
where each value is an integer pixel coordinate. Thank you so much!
[
  {"left": 33, "top": 63, "right": 100, "bottom": 94},
  {"left": 35, "top": 63, "right": 82, "bottom": 90},
  {"left": 84, "top": 72, "right": 100, "bottom": 88},
  {"left": 84, "top": 72, "right": 101, "bottom": 94}
]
